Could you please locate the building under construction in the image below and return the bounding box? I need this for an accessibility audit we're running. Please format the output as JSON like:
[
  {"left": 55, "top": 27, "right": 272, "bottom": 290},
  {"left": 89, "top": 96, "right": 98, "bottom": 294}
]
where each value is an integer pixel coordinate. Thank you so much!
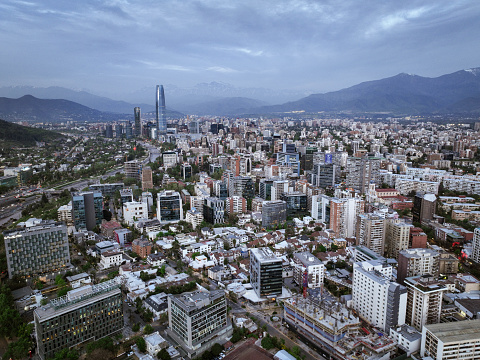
[{"left": 283, "top": 295, "right": 396, "bottom": 360}]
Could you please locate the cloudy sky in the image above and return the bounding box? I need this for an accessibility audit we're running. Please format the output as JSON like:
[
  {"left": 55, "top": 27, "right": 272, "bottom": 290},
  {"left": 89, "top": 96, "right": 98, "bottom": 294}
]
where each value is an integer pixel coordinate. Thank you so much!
[{"left": 1, "top": 0, "right": 480, "bottom": 100}]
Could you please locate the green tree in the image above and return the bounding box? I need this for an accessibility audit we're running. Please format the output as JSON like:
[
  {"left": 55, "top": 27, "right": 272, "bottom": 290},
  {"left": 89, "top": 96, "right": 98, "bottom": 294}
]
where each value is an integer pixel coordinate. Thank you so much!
[
  {"left": 136, "top": 336, "right": 147, "bottom": 353},
  {"left": 158, "top": 348, "right": 172, "bottom": 360},
  {"left": 144, "top": 324, "right": 154, "bottom": 334},
  {"left": 132, "top": 323, "right": 140, "bottom": 332}
]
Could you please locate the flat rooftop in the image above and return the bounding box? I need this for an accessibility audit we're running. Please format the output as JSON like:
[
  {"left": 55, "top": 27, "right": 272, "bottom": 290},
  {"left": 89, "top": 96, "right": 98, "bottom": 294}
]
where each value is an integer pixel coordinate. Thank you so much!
[
  {"left": 424, "top": 320, "right": 480, "bottom": 343},
  {"left": 250, "top": 247, "right": 281, "bottom": 263}
]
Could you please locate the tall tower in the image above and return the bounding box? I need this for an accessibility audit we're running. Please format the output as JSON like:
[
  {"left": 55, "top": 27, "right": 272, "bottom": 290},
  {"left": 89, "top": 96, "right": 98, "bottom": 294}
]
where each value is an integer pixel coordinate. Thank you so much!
[
  {"left": 134, "top": 107, "right": 141, "bottom": 137},
  {"left": 156, "top": 85, "right": 167, "bottom": 139}
]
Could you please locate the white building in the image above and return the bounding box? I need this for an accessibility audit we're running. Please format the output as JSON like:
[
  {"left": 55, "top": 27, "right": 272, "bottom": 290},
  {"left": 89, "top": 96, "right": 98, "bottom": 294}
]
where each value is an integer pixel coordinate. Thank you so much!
[
  {"left": 186, "top": 209, "right": 203, "bottom": 229},
  {"left": 162, "top": 152, "right": 178, "bottom": 168},
  {"left": 471, "top": 228, "right": 480, "bottom": 264},
  {"left": 352, "top": 260, "right": 407, "bottom": 332},
  {"left": 144, "top": 331, "right": 168, "bottom": 356},
  {"left": 57, "top": 202, "right": 73, "bottom": 225},
  {"left": 123, "top": 201, "right": 148, "bottom": 225},
  {"left": 292, "top": 252, "right": 325, "bottom": 288},
  {"left": 100, "top": 251, "right": 123, "bottom": 269},
  {"left": 389, "top": 325, "right": 421, "bottom": 356},
  {"left": 395, "top": 178, "right": 440, "bottom": 195}
]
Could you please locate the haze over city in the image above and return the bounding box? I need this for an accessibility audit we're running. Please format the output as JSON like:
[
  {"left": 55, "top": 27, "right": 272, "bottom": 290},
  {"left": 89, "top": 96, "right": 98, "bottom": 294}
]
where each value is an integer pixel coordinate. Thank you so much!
[{"left": 2, "top": 0, "right": 480, "bottom": 101}]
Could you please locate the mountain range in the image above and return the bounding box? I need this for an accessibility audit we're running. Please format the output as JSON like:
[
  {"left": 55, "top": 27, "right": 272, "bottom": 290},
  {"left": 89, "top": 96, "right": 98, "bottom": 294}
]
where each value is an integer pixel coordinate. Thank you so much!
[{"left": 1, "top": 67, "right": 480, "bottom": 119}]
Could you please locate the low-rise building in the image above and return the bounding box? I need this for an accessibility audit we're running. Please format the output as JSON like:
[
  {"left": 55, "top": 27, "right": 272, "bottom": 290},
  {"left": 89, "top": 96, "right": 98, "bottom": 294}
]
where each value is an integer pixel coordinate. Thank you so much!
[{"left": 100, "top": 251, "right": 123, "bottom": 269}]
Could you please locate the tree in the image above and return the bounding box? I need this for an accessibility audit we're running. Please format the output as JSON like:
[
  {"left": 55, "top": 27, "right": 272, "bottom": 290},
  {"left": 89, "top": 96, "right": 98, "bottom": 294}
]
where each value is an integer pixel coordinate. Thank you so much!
[
  {"left": 144, "top": 324, "right": 154, "bottom": 334},
  {"left": 157, "top": 348, "right": 172, "bottom": 360},
  {"left": 136, "top": 336, "right": 147, "bottom": 353},
  {"left": 157, "top": 264, "right": 166, "bottom": 277},
  {"left": 132, "top": 323, "right": 140, "bottom": 332}
]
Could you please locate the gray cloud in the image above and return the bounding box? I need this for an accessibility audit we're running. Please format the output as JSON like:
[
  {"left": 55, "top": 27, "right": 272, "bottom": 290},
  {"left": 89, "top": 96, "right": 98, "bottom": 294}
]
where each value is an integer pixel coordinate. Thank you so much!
[{"left": 1, "top": 0, "right": 480, "bottom": 100}]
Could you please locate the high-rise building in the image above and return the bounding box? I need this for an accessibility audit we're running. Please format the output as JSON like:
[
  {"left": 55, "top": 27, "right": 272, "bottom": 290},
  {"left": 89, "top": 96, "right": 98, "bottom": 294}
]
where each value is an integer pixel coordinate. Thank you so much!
[
  {"left": 261, "top": 200, "right": 287, "bottom": 228},
  {"left": 134, "top": 107, "right": 142, "bottom": 137},
  {"left": 125, "top": 121, "right": 133, "bottom": 139},
  {"left": 72, "top": 192, "right": 103, "bottom": 231},
  {"left": 213, "top": 181, "right": 228, "bottom": 201},
  {"left": 421, "top": 320, "right": 480, "bottom": 360},
  {"left": 397, "top": 248, "right": 440, "bottom": 285},
  {"left": 182, "top": 163, "right": 192, "bottom": 180},
  {"left": 232, "top": 176, "right": 255, "bottom": 199},
  {"left": 281, "top": 191, "right": 308, "bottom": 218},
  {"left": 311, "top": 163, "right": 336, "bottom": 188},
  {"left": 203, "top": 197, "right": 225, "bottom": 225},
  {"left": 330, "top": 197, "right": 365, "bottom": 238},
  {"left": 225, "top": 196, "right": 247, "bottom": 215},
  {"left": 346, "top": 157, "right": 381, "bottom": 194},
  {"left": 157, "top": 191, "right": 183, "bottom": 223},
  {"left": 142, "top": 166, "right": 153, "bottom": 191},
  {"left": 156, "top": 85, "right": 167, "bottom": 138},
  {"left": 471, "top": 227, "right": 480, "bottom": 263},
  {"left": 386, "top": 220, "right": 411, "bottom": 259},
  {"left": 355, "top": 213, "right": 386, "bottom": 256},
  {"left": 249, "top": 247, "right": 283, "bottom": 298},
  {"left": 292, "top": 252, "right": 325, "bottom": 289},
  {"left": 115, "top": 124, "right": 123, "bottom": 138},
  {"left": 311, "top": 194, "right": 331, "bottom": 222},
  {"left": 123, "top": 201, "right": 148, "bottom": 225},
  {"left": 124, "top": 160, "right": 143, "bottom": 181},
  {"left": 4, "top": 220, "right": 70, "bottom": 279},
  {"left": 413, "top": 193, "right": 437, "bottom": 224},
  {"left": 34, "top": 280, "right": 123, "bottom": 360},
  {"left": 167, "top": 290, "right": 232, "bottom": 359},
  {"left": 271, "top": 179, "right": 290, "bottom": 201},
  {"left": 105, "top": 124, "right": 113, "bottom": 138},
  {"left": 259, "top": 178, "right": 275, "bottom": 200},
  {"left": 405, "top": 275, "right": 446, "bottom": 331},
  {"left": 352, "top": 260, "right": 407, "bottom": 332}
]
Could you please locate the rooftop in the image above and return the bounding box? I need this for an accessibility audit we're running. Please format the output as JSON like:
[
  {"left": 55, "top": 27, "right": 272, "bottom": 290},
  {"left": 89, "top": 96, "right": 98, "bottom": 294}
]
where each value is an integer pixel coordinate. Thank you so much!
[
  {"left": 424, "top": 319, "right": 480, "bottom": 343},
  {"left": 250, "top": 247, "right": 281, "bottom": 263}
]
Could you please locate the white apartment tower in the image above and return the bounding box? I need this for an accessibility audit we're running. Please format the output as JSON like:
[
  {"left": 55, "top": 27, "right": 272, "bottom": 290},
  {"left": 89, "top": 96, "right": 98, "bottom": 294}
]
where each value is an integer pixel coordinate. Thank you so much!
[{"left": 352, "top": 260, "right": 407, "bottom": 332}]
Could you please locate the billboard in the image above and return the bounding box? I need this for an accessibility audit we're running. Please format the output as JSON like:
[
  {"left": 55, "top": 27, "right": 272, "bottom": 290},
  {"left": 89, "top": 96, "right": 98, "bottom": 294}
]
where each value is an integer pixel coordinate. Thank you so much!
[{"left": 325, "top": 153, "right": 333, "bottom": 164}]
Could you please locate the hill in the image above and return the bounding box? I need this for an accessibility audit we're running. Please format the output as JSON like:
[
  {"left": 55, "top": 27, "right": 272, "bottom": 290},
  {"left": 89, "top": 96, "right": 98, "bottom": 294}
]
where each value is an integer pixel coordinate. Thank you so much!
[
  {"left": 0, "top": 118, "right": 64, "bottom": 147},
  {"left": 251, "top": 68, "right": 480, "bottom": 115}
]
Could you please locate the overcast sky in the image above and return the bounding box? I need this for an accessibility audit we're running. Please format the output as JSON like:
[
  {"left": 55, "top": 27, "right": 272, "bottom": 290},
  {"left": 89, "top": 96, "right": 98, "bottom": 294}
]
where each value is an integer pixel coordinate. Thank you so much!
[{"left": 1, "top": 0, "right": 480, "bottom": 100}]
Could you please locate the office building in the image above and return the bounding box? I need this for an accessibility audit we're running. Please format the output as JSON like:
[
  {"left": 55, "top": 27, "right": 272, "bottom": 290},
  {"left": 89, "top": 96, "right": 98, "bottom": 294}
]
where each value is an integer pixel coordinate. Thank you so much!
[
  {"left": 124, "top": 160, "right": 143, "bottom": 181},
  {"left": 281, "top": 191, "right": 308, "bottom": 218},
  {"left": 142, "top": 166, "right": 153, "bottom": 190},
  {"left": 413, "top": 193, "right": 437, "bottom": 224},
  {"left": 72, "top": 192, "right": 103, "bottom": 231},
  {"left": 386, "top": 220, "right": 411, "bottom": 259},
  {"left": 119, "top": 188, "right": 134, "bottom": 206},
  {"left": 352, "top": 261, "right": 407, "bottom": 332},
  {"left": 105, "top": 124, "right": 113, "bottom": 138},
  {"left": 311, "top": 162, "right": 336, "bottom": 188},
  {"left": 261, "top": 200, "right": 287, "bottom": 228},
  {"left": 213, "top": 181, "right": 228, "bottom": 201},
  {"left": 225, "top": 196, "right": 247, "bottom": 215},
  {"left": 115, "top": 124, "right": 123, "bottom": 138},
  {"left": 34, "top": 279, "right": 123, "bottom": 360},
  {"left": 355, "top": 213, "right": 386, "bottom": 256},
  {"left": 405, "top": 275, "right": 446, "bottom": 331},
  {"left": 292, "top": 252, "right": 325, "bottom": 289},
  {"left": 311, "top": 194, "right": 331, "bottom": 222},
  {"left": 203, "top": 197, "right": 225, "bottom": 225},
  {"left": 271, "top": 179, "right": 290, "bottom": 201},
  {"left": 259, "top": 178, "right": 275, "bottom": 200},
  {"left": 397, "top": 248, "right": 440, "bottom": 285},
  {"left": 168, "top": 290, "right": 232, "bottom": 358},
  {"left": 421, "top": 319, "right": 480, "bottom": 360},
  {"left": 156, "top": 85, "right": 167, "bottom": 138},
  {"left": 4, "top": 221, "right": 70, "bottom": 279},
  {"left": 329, "top": 197, "right": 365, "bottom": 238},
  {"left": 125, "top": 121, "right": 133, "bottom": 139},
  {"left": 249, "top": 247, "right": 283, "bottom": 299},
  {"left": 182, "top": 163, "right": 192, "bottom": 180},
  {"left": 232, "top": 176, "right": 255, "bottom": 199},
  {"left": 123, "top": 201, "right": 148, "bottom": 225},
  {"left": 157, "top": 191, "right": 183, "bottom": 223},
  {"left": 134, "top": 107, "right": 141, "bottom": 137}
]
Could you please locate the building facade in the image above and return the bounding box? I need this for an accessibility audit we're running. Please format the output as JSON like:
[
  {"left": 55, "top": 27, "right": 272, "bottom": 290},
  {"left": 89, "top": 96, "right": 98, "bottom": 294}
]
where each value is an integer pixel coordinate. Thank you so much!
[
  {"left": 34, "top": 280, "right": 123, "bottom": 360},
  {"left": 157, "top": 191, "right": 183, "bottom": 223},
  {"left": 249, "top": 247, "right": 283, "bottom": 298},
  {"left": 168, "top": 290, "right": 232, "bottom": 358},
  {"left": 4, "top": 221, "right": 70, "bottom": 279},
  {"left": 292, "top": 252, "right": 325, "bottom": 289},
  {"left": 261, "top": 200, "right": 287, "bottom": 228},
  {"left": 72, "top": 192, "right": 103, "bottom": 231}
]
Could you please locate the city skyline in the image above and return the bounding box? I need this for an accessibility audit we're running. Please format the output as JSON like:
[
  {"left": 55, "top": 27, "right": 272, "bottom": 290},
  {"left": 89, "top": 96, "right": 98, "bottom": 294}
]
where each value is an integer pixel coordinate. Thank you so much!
[{"left": 1, "top": 0, "right": 479, "bottom": 101}]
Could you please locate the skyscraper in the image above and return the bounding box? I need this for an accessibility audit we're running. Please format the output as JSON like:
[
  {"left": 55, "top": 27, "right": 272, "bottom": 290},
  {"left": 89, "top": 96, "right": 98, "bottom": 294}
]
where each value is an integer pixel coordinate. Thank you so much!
[
  {"left": 156, "top": 85, "right": 167, "bottom": 139},
  {"left": 134, "top": 107, "right": 141, "bottom": 137}
]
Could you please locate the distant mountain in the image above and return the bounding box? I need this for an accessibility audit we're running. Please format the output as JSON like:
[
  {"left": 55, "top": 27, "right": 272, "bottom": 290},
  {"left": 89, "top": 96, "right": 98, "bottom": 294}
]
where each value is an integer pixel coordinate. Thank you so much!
[
  {"left": 0, "top": 86, "right": 155, "bottom": 114},
  {"left": 0, "top": 95, "right": 130, "bottom": 123},
  {"left": 251, "top": 68, "right": 480, "bottom": 115},
  {"left": 181, "top": 97, "right": 268, "bottom": 115},
  {"left": 0, "top": 118, "right": 64, "bottom": 147},
  {"left": 127, "top": 82, "right": 313, "bottom": 109}
]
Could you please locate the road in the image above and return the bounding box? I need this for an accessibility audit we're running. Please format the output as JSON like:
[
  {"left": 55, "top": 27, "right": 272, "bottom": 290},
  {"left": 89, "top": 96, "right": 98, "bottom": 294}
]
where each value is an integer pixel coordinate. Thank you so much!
[{"left": 230, "top": 299, "right": 326, "bottom": 360}]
